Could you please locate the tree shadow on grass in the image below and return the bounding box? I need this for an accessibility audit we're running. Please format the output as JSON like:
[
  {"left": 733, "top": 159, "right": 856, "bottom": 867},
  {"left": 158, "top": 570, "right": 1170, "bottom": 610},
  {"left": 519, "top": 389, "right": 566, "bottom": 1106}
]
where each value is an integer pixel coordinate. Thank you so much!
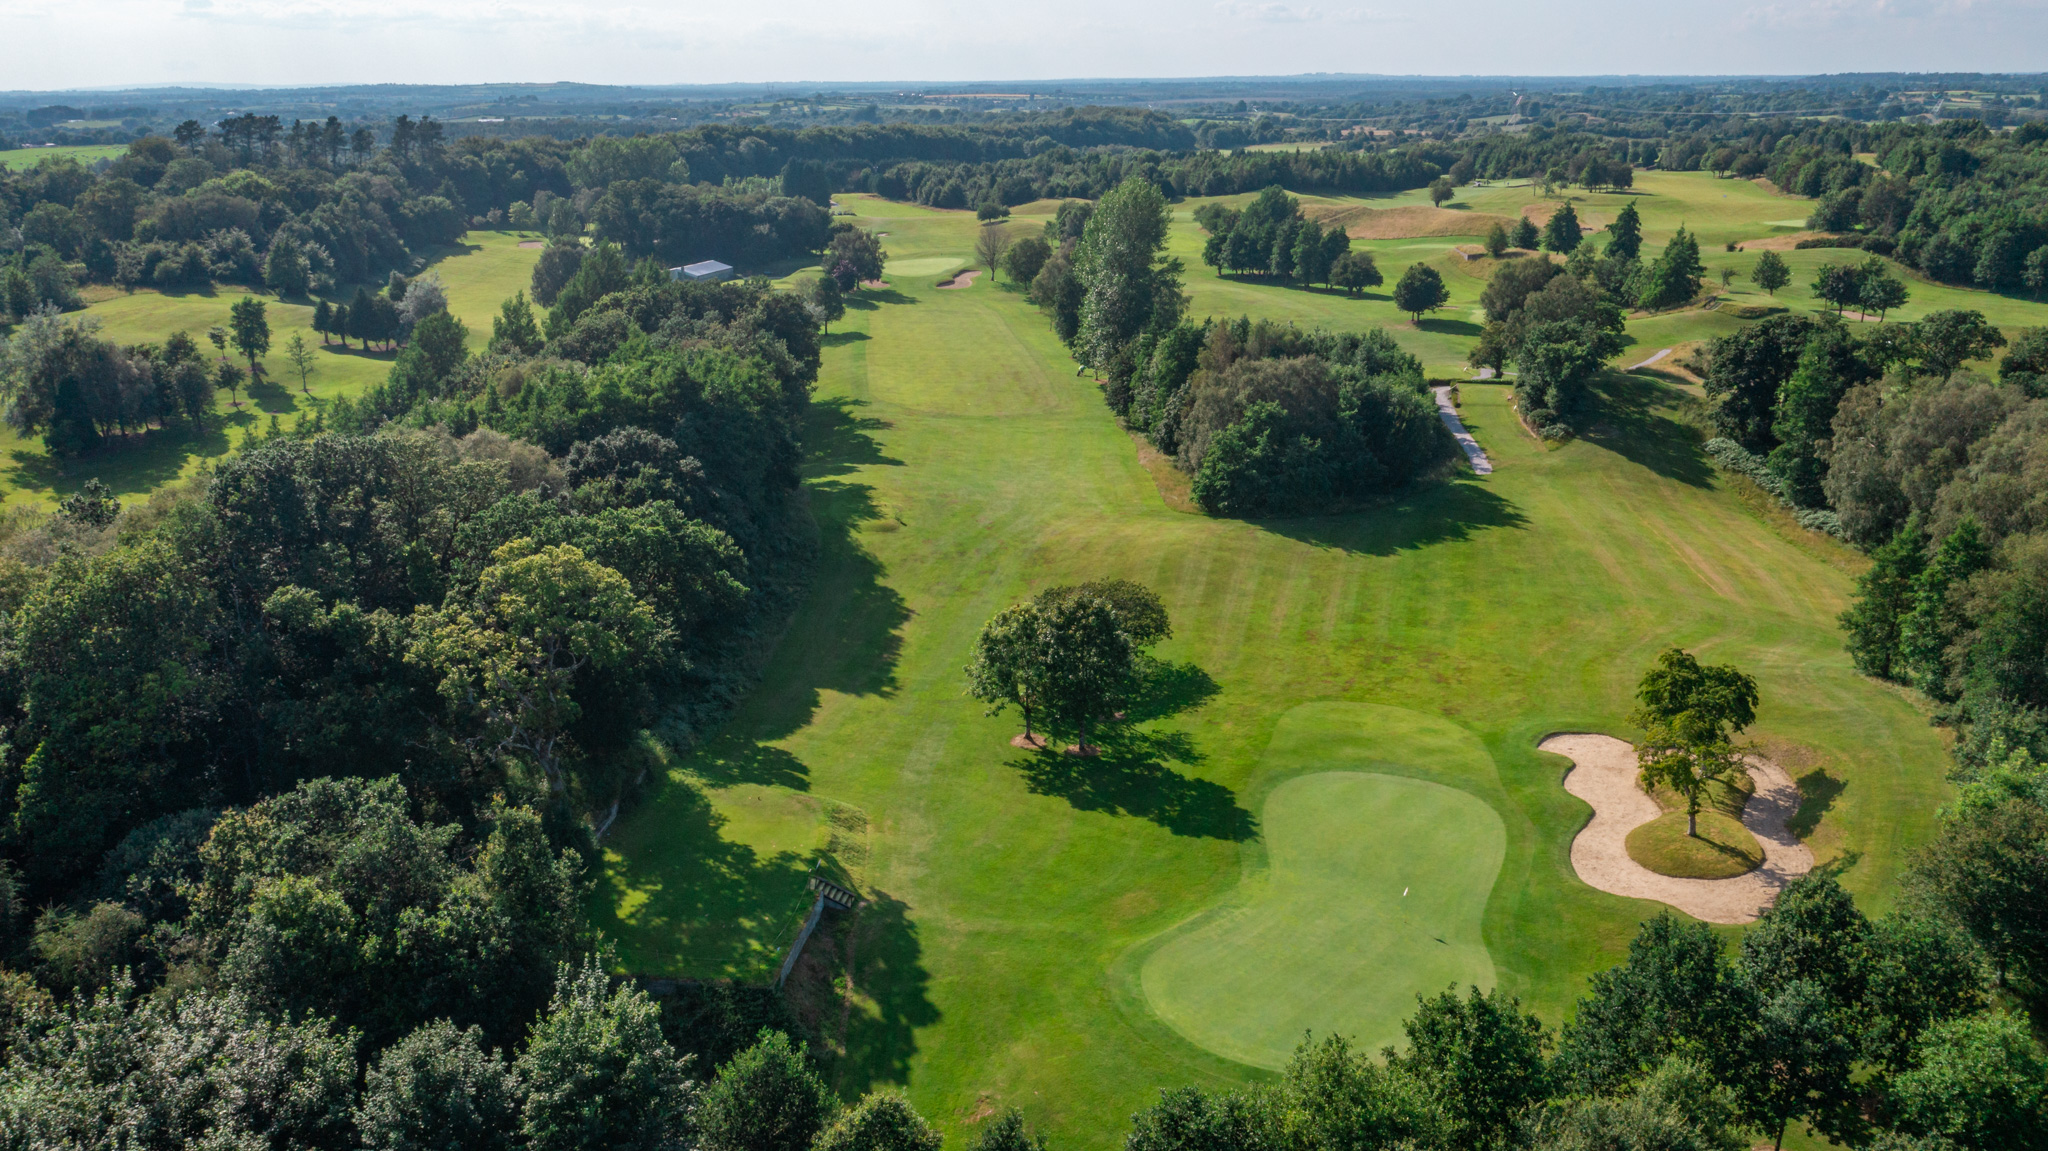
[
  {"left": 790, "top": 891, "right": 937, "bottom": 1097},
  {"left": 1013, "top": 735, "right": 1256, "bottom": 842},
  {"left": 1011, "top": 657, "right": 1249, "bottom": 841},
  {"left": 1787, "top": 768, "right": 1846, "bottom": 839},
  {"left": 1122, "top": 659, "right": 1221, "bottom": 725},
  {"left": 692, "top": 397, "right": 910, "bottom": 788},
  {"left": 1257, "top": 477, "right": 1530, "bottom": 558},
  {"left": 1416, "top": 316, "right": 1483, "bottom": 338},
  {"left": 1580, "top": 371, "right": 1715, "bottom": 488},
  {"left": 245, "top": 375, "right": 301, "bottom": 414},
  {"left": 5, "top": 420, "right": 233, "bottom": 499},
  {"left": 594, "top": 775, "right": 819, "bottom": 979},
  {"left": 843, "top": 288, "right": 915, "bottom": 310},
  {"left": 820, "top": 331, "right": 870, "bottom": 347}
]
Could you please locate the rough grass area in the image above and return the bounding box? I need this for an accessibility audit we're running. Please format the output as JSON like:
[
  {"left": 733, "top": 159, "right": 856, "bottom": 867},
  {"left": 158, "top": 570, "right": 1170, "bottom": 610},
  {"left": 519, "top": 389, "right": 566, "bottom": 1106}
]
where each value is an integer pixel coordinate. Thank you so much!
[
  {"left": 596, "top": 191, "right": 1956, "bottom": 1150},
  {"left": 1626, "top": 811, "right": 1765, "bottom": 879}
]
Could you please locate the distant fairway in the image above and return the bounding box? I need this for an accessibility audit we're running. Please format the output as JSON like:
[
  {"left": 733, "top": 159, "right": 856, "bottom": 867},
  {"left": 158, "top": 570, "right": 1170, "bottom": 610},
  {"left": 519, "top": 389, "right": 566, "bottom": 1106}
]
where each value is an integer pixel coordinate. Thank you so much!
[
  {"left": 0, "top": 230, "right": 543, "bottom": 509},
  {"left": 0, "top": 144, "right": 126, "bottom": 169},
  {"left": 1142, "top": 768, "right": 1504, "bottom": 1067}
]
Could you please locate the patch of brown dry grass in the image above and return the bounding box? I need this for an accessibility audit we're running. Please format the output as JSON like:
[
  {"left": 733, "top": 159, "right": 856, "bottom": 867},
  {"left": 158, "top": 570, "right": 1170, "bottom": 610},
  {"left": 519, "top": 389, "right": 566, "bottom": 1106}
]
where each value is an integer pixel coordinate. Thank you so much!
[{"left": 1305, "top": 203, "right": 1517, "bottom": 240}]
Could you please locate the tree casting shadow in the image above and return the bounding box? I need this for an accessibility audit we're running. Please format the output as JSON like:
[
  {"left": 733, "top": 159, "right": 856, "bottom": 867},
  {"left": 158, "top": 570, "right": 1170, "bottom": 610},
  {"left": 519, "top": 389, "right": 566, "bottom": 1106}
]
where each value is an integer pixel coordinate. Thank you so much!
[
  {"left": 784, "top": 891, "right": 938, "bottom": 1098},
  {"left": 1581, "top": 372, "right": 1715, "bottom": 488},
  {"left": 1787, "top": 768, "right": 1846, "bottom": 840},
  {"left": 594, "top": 776, "right": 818, "bottom": 978},
  {"left": 1257, "top": 477, "right": 1530, "bottom": 557},
  {"left": 1013, "top": 735, "right": 1256, "bottom": 842},
  {"left": 691, "top": 397, "right": 911, "bottom": 788}
]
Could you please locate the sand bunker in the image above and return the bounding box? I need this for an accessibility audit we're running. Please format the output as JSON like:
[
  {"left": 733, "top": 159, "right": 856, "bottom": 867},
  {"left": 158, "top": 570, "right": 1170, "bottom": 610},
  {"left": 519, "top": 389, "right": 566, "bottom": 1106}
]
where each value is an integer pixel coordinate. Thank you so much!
[
  {"left": 937, "top": 270, "right": 981, "bottom": 289},
  {"left": 1540, "top": 733, "right": 1813, "bottom": 924},
  {"left": 517, "top": 240, "right": 545, "bottom": 248}
]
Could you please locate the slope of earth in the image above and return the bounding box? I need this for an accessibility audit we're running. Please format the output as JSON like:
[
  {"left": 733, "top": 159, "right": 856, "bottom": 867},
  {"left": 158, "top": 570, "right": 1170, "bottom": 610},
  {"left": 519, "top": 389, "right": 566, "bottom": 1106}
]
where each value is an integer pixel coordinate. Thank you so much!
[{"left": 596, "top": 194, "right": 1952, "bottom": 1150}]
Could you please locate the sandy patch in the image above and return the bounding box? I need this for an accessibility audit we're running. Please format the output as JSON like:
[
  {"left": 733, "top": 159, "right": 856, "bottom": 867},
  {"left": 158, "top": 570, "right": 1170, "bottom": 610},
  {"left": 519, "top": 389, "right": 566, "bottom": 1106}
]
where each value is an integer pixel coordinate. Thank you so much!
[
  {"left": 1541, "top": 733, "right": 1813, "bottom": 924},
  {"left": 1010, "top": 733, "right": 1050, "bottom": 750},
  {"left": 1519, "top": 203, "right": 1602, "bottom": 232},
  {"left": 1732, "top": 230, "right": 1848, "bottom": 251},
  {"left": 937, "top": 269, "right": 981, "bottom": 289},
  {"left": 860, "top": 280, "right": 890, "bottom": 290},
  {"left": 516, "top": 240, "right": 544, "bottom": 249},
  {"left": 1306, "top": 203, "right": 1517, "bottom": 240}
]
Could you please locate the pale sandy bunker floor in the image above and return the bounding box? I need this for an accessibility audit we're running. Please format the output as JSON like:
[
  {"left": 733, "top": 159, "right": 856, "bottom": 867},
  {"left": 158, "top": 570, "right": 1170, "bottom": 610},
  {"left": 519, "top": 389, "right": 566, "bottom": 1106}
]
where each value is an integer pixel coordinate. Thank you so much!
[{"left": 1540, "top": 733, "right": 1813, "bottom": 924}]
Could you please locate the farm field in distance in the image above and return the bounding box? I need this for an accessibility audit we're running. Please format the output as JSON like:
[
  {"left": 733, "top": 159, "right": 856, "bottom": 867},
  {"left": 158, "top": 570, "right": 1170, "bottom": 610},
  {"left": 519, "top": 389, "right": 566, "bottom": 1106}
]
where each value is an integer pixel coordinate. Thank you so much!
[{"left": 593, "top": 169, "right": 2037, "bottom": 1150}]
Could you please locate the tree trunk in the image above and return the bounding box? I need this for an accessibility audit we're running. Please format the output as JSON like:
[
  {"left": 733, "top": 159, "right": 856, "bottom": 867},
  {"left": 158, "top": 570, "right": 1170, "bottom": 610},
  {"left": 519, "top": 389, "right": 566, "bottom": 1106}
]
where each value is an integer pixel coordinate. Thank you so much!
[{"left": 1688, "top": 805, "right": 1699, "bottom": 837}]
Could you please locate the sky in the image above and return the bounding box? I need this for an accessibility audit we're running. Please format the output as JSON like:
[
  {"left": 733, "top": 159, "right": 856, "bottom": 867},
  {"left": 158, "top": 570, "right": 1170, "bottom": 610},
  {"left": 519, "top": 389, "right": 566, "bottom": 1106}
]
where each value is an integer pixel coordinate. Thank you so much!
[{"left": 2, "top": 0, "right": 2047, "bottom": 91}]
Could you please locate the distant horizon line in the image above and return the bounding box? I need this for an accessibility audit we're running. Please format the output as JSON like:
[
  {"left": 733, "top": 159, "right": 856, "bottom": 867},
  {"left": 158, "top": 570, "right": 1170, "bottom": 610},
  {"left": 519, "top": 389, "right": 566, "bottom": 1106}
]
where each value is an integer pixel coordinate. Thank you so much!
[{"left": 8, "top": 69, "right": 2048, "bottom": 99}]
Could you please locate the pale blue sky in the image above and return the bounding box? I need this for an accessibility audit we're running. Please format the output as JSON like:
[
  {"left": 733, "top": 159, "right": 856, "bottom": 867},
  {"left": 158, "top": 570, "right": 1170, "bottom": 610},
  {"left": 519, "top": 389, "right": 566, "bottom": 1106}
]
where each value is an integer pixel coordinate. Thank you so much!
[{"left": 2, "top": 0, "right": 2045, "bottom": 92}]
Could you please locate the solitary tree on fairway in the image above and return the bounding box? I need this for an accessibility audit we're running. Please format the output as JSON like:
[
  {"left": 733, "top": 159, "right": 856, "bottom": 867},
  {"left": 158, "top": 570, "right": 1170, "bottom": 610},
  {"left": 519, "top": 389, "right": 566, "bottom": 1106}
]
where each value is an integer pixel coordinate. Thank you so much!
[
  {"left": 1429, "top": 176, "right": 1456, "bottom": 207},
  {"left": 228, "top": 297, "right": 270, "bottom": 378},
  {"left": 1036, "top": 579, "right": 1172, "bottom": 647},
  {"left": 1856, "top": 257, "right": 1908, "bottom": 320},
  {"left": 1630, "top": 648, "right": 1761, "bottom": 837},
  {"left": 1752, "top": 250, "right": 1791, "bottom": 296},
  {"left": 1543, "top": 203, "right": 1582, "bottom": 253},
  {"left": 1484, "top": 222, "right": 1509, "bottom": 260},
  {"left": 1035, "top": 593, "right": 1136, "bottom": 754},
  {"left": 975, "top": 225, "right": 1011, "bottom": 282},
  {"left": 1329, "top": 250, "right": 1381, "bottom": 296},
  {"left": 1605, "top": 200, "right": 1643, "bottom": 261},
  {"left": 1392, "top": 263, "right": 1449, "bottom": 321},
  {"left": 967, "top": 603, "right": 1049, "bottom": 745},
  {"left": 801, "top": 274, "right": 845, "bottom": 334},
  {"left": 283, "top": 331, "right": 316, "bottom": 393},
  {"left": 1511, "top": 216, "right": 1541, "bottom": 251},
  {"left": 1811, "top": 264, "right": 1861, "bottom": 316},
  {"left": 215, "top": 360, "right": 246, "bottom": 409}
]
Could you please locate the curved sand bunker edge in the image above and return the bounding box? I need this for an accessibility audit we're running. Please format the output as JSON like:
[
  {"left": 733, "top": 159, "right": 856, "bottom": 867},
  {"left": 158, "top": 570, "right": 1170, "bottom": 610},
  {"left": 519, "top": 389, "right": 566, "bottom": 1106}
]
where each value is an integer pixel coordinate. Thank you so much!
[{"left": 1539, "top": 733, "right": 1814, "bottom": 925}]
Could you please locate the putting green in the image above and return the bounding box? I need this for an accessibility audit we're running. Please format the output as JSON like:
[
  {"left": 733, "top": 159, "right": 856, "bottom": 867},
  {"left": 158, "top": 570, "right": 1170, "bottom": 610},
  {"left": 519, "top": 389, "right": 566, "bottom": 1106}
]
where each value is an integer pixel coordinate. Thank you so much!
[{"left": 1139, "top": 719, "right": 1506, "bottom": 1069}]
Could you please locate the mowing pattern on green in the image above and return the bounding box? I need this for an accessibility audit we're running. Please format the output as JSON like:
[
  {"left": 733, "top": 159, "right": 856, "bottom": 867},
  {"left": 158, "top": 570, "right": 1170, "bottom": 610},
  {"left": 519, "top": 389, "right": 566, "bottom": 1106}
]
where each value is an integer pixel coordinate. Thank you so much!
[{"left": 1142, "top": 770, "right": 1503, "bottom": 1068}]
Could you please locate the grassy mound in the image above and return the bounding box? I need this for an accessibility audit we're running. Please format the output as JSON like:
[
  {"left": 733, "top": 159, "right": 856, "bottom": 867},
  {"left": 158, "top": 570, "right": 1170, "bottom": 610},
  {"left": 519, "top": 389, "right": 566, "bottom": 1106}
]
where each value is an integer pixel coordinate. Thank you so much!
[{"left": 1626, "top": 812, "right": 1764, "bottom": 879}]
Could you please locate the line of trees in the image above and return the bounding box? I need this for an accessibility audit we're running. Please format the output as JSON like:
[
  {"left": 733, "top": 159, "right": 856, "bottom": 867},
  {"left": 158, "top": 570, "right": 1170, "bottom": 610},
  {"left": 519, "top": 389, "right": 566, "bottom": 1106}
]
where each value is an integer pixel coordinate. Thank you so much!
[
  {"left": 1019, "top": 178, "right": 1452, "bottom": 517},
  {"left": 1192, "top": 186, "right": 1381, "bottom": 293}
]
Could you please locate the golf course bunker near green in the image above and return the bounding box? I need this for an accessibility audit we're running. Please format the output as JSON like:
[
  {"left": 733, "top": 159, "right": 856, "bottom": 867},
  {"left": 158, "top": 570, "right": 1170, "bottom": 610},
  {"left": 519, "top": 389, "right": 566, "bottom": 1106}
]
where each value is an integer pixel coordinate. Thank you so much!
[{"left": 1138, "top": 704, "right": 1508, "bottom": 1069}]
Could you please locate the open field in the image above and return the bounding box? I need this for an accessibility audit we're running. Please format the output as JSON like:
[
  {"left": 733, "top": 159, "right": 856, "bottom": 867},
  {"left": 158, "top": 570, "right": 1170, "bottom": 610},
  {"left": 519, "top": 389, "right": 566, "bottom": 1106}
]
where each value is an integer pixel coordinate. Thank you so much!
[
  {"left": 597, "top": 186, "right": 1970, "bottom": 1149},
  {"left": 0, "top": 230, "right": 543, "bottom": 509},
  {"left": 0, "top": 144, "right": 127, "bottom": 169}
]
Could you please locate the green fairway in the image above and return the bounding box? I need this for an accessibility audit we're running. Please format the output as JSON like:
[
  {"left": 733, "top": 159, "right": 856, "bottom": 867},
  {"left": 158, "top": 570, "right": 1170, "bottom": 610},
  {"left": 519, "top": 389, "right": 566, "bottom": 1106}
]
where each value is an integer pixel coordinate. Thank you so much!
[
  {"left": 0, "top": 144, "right": 126, "bottom": 169},
  {"left": 1140, "top": 703, "right": 1506, "bottom": 1068},
  {"left": 597, "top": 188, "right": 1963, "bottom": 1148},
  {"left": 0, "top": 231, "right": 543, "bottom": 509}
]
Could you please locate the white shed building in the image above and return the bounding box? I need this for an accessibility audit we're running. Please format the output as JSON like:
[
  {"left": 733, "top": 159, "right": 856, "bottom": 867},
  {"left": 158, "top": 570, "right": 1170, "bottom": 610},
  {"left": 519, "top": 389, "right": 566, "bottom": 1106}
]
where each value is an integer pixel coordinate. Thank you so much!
[{"left": 669, "top": 260, "right": 734, "bottom": 283}]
